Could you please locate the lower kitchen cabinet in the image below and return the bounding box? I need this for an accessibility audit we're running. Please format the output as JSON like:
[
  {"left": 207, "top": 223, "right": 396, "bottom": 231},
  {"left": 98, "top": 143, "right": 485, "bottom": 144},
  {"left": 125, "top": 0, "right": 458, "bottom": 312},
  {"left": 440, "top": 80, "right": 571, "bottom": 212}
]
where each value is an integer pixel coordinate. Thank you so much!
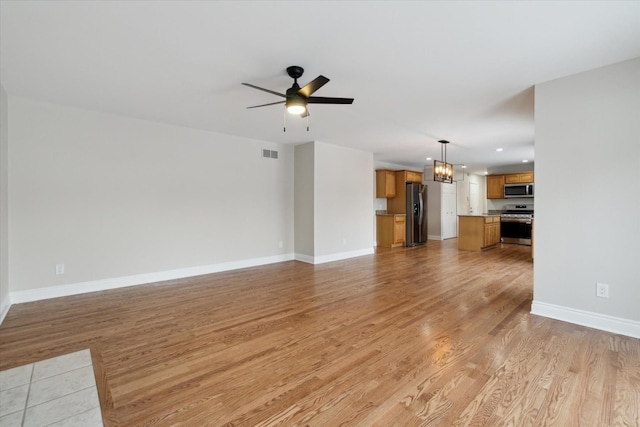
[
  {"left": 484, "top": 217, "right": 501, "bottom": 248},
  {"left": 376, "top": 214, "right": 406, "bottom": 248},
  {"left": 458, "top": 215, "right": 501, "bottom": 251}
]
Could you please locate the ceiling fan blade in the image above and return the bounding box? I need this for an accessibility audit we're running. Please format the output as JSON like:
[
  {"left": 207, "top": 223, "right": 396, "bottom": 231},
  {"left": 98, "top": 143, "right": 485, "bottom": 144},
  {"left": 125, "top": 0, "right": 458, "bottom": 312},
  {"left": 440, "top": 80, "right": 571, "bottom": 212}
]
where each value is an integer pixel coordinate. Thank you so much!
[
  {"left": 241, "top": 83, "right": 286, "bottom": 98},
  {"left": 307, "top": 96, "right": 354, "bottom": 105},
  {"left": 247, "top": 100, "right": 286, "bottom": 109},
  {"left": 298, "top": 75, "right": 330, "bottom": 97}
]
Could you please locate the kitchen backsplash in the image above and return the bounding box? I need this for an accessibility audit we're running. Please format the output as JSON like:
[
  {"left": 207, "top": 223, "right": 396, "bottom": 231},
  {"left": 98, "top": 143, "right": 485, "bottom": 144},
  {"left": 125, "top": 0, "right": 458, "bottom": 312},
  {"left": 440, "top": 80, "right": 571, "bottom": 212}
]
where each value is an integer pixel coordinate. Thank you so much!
[{"left": 487, "top": 198, "right": 534, "bottom": 212}]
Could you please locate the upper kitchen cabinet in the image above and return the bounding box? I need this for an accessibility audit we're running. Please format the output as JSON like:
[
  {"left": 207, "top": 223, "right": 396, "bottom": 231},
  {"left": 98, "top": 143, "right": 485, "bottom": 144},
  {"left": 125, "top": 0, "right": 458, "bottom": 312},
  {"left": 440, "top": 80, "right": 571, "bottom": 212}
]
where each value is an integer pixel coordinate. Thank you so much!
[
  {"left": 386, "top": 170, "right": 424, "bottom": 214},
  {"left": 375, "top": 170, "right": 396, "bottom": 198},
  {"left": 504, "top": 172, "right": 534, "bottom": 184},
  {"left": 405, "top": 171, "right": 423, "bottom": 183},
  {"left": 487, "top": 175, "right": 505, "bottom": 199},
  {"left": 487, "top": 172, "right": 534, "bottom": 199}
]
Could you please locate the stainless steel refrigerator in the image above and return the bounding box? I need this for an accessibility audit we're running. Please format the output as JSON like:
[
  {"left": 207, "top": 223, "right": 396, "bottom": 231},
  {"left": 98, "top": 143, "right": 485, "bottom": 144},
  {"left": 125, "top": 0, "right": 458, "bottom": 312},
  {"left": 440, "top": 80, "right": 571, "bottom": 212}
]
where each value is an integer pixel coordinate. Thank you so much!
[{"left": 406, "top": 183, "right": 428, "bottom": 246}]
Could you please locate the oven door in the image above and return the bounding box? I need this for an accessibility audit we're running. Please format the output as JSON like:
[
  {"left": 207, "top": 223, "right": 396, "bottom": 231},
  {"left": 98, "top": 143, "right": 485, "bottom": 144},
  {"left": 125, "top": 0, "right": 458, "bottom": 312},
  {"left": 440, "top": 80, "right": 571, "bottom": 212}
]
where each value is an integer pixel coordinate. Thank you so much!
[{"left": 500, "top": 218, "right": 532, "bottom": 245}]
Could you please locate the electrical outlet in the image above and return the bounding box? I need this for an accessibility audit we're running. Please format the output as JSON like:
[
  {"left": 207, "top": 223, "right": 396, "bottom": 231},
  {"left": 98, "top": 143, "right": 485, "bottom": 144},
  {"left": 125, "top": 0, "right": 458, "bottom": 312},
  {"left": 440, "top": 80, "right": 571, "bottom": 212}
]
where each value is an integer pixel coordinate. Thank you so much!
[
  {"left": 55, "top": 264, "right": 65, "bottom": 275},
  {"left": 596, "top": 282, "right": 609, "bottom": 298}
]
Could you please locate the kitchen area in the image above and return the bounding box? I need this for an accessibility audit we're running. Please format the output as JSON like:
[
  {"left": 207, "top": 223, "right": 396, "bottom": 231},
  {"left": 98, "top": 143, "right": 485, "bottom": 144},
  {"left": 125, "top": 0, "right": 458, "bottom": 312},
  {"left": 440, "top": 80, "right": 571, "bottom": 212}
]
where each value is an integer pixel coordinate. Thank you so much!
[
  {"left": 458, "top": 172, "right": 534, "bottom": 252},
  {"left": 375, "top": 169, "right": 426, "bottom": 248},
  {"left": 375, "top": 168, "right": 534, "bottom": 255}
]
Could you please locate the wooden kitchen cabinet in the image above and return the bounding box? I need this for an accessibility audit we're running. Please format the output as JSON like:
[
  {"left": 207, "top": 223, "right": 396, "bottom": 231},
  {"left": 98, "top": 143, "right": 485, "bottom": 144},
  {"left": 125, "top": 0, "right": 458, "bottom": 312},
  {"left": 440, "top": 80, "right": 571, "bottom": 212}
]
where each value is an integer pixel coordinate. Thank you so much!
[
  {"left": 387, "top": 170, "right": 424, "bottom": 214},
  {"left": 395, "top": 170, "right": 423, "bottom": 186},
  {"left": 483, "top": 216, "right": 501, "bottom": 248},
  {"left": 505, "top": 172, "right": 534, "bottom": 183},
  {"left": 487, "top": 175, "right": 505, "bottom": 199},
  {"left": 406, "top": 171, "right": 423, "bottom": 183},
  {"left": 394, "top": 216, "right": 406, "bottom": 245},
  {"left": 376, "top": 215, "right": 406, "bottom": 248},
  {"left": 458, "top": 215, "right": 500, "bottom": 251},
  {"left": 376, "top": 170, "right": 396, "bottom": 198},
  {"left": 487, "top": 172, "right": 534, "bottom": 199}
]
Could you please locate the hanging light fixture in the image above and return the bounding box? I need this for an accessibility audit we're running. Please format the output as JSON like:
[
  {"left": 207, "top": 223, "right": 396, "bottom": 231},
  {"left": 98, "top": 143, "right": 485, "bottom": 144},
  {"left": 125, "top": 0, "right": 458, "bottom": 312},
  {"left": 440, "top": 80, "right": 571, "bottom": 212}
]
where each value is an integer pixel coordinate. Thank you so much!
[{"left": 434, "top": 140, "right": 454, "bottom": 183}]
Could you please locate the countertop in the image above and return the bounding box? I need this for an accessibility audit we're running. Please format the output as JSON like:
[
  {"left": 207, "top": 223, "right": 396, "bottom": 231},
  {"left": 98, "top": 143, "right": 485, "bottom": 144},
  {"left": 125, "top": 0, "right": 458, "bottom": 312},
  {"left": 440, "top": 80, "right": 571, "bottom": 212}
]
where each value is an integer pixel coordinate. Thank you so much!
[
  {"left": 375, "top": 211, "right": 405, "bottom": 217},
  {"left": 457, "top": 214, "right": 500, "bottom": 218}
]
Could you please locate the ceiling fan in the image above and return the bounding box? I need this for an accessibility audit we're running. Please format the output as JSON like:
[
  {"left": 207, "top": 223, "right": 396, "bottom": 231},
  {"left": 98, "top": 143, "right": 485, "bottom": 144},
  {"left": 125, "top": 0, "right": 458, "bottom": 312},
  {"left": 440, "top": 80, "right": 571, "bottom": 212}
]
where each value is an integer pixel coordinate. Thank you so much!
[{"left": 242, "top": 66, "right": 354, "bottom": 118}]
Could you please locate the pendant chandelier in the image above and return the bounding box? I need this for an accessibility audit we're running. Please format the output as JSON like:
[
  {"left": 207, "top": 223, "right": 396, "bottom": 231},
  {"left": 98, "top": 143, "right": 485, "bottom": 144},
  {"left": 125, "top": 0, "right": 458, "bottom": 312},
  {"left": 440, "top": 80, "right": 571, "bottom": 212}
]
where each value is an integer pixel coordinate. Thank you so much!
[{"left": 434, "top": 140, "right": 454, "bottom": 183}]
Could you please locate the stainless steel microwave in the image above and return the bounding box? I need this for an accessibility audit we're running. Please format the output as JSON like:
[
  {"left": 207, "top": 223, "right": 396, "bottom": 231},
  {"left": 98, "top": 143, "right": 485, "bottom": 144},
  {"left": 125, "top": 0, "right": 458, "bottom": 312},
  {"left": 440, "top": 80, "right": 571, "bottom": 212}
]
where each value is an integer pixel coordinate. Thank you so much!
[{"left": 504, "top": 183, "right": 534, "bottom": 198}]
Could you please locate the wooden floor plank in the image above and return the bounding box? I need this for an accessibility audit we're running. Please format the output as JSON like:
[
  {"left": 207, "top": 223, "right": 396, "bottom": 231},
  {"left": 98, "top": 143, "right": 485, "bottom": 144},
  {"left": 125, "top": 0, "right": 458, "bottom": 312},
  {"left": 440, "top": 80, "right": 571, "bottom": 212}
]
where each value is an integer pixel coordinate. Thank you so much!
[{"left": 1, "top": 240, "right": 638, "bottom": 426}]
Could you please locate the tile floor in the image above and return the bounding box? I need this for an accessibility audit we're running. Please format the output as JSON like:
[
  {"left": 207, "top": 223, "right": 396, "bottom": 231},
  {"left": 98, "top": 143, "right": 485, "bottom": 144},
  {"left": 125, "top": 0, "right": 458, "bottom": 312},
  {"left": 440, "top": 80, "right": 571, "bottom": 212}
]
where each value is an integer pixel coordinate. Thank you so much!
[{"left": 0, "top": 349, "right": 103, "bottom": 427}]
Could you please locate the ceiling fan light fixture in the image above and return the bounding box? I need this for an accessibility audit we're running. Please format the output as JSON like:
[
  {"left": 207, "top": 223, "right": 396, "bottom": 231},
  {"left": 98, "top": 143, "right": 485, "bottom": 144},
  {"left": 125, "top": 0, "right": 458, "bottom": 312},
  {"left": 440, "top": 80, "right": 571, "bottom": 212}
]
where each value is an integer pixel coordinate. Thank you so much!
[
  {"left": 286, "top": 97, "right": 306, "bottom": 115},
  {"left": 243, "top": 66, "right": 353, "bottom": 123}
]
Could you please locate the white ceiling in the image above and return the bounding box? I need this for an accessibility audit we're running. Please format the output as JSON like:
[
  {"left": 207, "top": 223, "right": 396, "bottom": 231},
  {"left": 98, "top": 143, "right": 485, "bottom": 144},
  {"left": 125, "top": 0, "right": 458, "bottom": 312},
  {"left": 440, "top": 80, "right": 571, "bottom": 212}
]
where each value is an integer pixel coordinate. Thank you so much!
[{"left": 2, "top": 1, "right": 639, "bottom": 174}]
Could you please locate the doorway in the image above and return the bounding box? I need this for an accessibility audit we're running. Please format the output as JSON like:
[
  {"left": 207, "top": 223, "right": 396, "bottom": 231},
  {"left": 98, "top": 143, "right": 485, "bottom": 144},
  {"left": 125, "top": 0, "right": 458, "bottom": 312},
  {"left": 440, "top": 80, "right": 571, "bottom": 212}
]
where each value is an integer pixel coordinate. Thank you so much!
[{"left": 469, "top": 181, "right": 480, "bottom": 215}]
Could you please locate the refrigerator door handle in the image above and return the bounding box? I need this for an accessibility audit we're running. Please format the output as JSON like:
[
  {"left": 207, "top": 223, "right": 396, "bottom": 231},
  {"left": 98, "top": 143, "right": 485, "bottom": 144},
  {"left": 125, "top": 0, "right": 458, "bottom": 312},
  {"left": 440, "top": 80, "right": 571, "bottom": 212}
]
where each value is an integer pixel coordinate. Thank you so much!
[{"left": 418, "top": 191, "right": 424, "bottom": 225}]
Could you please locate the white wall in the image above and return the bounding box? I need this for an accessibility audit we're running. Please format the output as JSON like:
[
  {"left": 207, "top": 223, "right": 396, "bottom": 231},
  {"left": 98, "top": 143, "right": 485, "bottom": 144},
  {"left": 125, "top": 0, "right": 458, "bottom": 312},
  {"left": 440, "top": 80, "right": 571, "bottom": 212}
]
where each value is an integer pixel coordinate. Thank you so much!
[
  {"left": 314, "top": 141, "right": 374, "bottom": 258},
  {"left": 0, "top": 86, "right": 9, "bottom": 321},
  {"left": 425, "top": 181, "right": 458, "bottom": 240},
  {"left": 456, "top": 173, "right": 487, "bottom": 215},
  {"left": 8, "top": 97, "right": 294, "bottom": 299},
  {"left": 487, "top": 163, "right": 535, "bottom": 175},
  {"left": 295, "top": 141, "right": 374, "bottom": 262},
  {"left": 294, "top": 143, "right": 314, "bottom": 258},
  {"left": 533, "top": 58, "right": 640, "bottom": 337}
]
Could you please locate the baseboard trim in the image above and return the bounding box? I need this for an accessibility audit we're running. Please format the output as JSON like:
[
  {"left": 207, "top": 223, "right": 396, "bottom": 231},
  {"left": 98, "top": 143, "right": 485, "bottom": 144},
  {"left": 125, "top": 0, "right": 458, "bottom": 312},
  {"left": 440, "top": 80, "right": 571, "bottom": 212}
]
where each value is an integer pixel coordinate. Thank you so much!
[
  {"left": 313, "top": 248, "right": 374, "bottom": 264},
  {"left": 0, "top": 296, "right": 11, "bottom": 325},
  {"left": 295, "top": 247, "right": 374, "bottom": 265},
  {"left": 294, "top": 253, "right": 315, "bottom": 264},
  {"left": 7, "top": 248, "right": 377, "bottom": 306},
  {"left": 9, "top": 253, "right": 296, "bottom": 305},
  {"left": 531, "top": 300, "right": 640, "bottom": 339}
]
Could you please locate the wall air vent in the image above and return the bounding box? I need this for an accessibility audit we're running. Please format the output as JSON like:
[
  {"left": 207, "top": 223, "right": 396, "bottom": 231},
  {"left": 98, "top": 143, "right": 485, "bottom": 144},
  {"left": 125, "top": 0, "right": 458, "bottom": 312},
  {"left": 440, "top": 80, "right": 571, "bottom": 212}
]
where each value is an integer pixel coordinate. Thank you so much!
[{"left": 262, "top": 149, "right": 278, "bottom": 159}]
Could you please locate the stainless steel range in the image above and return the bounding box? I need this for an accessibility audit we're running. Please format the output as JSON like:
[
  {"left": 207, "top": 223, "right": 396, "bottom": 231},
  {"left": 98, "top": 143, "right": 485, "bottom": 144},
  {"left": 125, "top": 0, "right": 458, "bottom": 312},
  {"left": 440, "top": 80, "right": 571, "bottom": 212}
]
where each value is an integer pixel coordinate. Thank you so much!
[{"left": 500, "top": 204, "right": 533, "bottom": 245}]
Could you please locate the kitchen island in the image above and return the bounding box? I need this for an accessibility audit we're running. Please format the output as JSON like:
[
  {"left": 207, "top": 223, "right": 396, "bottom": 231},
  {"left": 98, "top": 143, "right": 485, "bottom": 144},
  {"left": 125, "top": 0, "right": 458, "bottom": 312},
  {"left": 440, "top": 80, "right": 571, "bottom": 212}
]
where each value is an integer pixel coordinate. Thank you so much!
[{"left": 458, "top": 215, "right": 501, "bottom": 251}]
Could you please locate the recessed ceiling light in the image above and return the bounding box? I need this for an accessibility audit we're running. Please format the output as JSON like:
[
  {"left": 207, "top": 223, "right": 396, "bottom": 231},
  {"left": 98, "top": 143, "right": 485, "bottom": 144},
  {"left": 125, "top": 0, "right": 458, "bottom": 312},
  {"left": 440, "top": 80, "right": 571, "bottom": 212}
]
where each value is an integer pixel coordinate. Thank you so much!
[
  {"left": 484, "top": 171, "right": 488, "bottom": 175},
  {"left": 522, "top": 159, "right": 529, "bottom": 163},
  {"left": 496, "top": 148, "right": 503, "bottom": 152},
  {"left": 461, "top": 165, "right": 467, "bottom": 169},
  {"left": 426, "top": 157, "right": 432, "bottom": 161}
]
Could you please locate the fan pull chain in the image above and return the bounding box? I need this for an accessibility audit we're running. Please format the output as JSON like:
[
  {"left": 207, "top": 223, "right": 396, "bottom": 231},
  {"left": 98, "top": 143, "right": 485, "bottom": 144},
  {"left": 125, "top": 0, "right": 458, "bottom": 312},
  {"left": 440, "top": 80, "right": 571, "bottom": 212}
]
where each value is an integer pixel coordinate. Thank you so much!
[
  {"left": 283, "top": 108, "right": 287, "bottom": 132},
  {"left": 307, "top": 114, "right": 310, "bottom": 132}
]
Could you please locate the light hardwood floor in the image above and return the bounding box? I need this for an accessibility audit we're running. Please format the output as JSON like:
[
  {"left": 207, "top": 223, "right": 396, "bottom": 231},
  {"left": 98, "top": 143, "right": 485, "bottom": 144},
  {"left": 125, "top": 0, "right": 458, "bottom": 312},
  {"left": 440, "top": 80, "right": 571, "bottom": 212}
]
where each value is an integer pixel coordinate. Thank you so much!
[{"left": 1, "top": 240, "right": 638, "bottom": 426}]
